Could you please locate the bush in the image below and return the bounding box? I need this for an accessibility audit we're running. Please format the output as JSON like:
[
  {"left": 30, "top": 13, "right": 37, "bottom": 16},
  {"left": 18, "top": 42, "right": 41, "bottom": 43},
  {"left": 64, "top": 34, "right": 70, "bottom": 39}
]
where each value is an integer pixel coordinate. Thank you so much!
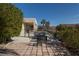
[
  {"left": 56, "top": 25, "right": 79, "bottom": 49},
  {"left": 0, "top": 4, "right": 23, "bottom": 43},
  {"left": 62, "top": 30, "right": 79, "bottom": 48}
]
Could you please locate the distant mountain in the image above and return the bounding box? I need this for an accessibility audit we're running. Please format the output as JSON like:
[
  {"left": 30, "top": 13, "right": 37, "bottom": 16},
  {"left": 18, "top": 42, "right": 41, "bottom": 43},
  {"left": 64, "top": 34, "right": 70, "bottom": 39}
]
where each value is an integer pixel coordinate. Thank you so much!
[{"left": 60, "top": 24, "right": 79, "bottom": 27}]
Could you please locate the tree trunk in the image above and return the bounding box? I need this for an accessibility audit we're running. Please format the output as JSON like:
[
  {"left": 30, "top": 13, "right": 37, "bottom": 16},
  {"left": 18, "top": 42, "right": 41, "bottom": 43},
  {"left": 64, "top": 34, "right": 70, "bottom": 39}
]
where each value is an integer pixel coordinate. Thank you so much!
[{"left": 28, "top": 32, "right": 30, "bottom": 37}]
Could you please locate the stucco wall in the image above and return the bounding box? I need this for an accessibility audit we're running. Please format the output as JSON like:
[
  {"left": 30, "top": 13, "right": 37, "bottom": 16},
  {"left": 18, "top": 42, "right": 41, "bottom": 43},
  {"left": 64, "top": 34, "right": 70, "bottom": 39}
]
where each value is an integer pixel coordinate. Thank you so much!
[{"left": 20, "top": 18, "right": 38, "bottom": 36}]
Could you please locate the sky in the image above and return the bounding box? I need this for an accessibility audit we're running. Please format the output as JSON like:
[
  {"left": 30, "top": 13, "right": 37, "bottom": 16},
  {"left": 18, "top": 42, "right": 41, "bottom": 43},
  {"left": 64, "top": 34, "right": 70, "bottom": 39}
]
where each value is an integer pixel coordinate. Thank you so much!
[{"left": 15, "top": 3, "right": 79, "bottom": 26}]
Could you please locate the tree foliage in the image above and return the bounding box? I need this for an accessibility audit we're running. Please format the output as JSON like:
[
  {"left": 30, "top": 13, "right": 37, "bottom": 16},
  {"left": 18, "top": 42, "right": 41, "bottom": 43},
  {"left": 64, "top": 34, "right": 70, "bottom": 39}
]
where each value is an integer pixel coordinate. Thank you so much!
[
  {"left": 41, "top": 19, "right": 46, "bottom": 27},
  {"left": 0, "top": 4, "right": 23, "bottom": 43},
  {"left": 40, "top": 19, "right": 50, "bottom": 31},
  {"left": 45, "top": 21, "right": 50, "bottom": 30},
  {"left": 56, "top": 24, "right": 79, "bottom": 49}
]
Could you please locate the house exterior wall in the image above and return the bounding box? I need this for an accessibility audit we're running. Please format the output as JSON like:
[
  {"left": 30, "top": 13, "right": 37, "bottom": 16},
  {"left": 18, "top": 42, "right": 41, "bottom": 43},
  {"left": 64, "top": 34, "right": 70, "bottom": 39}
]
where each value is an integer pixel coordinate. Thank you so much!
[
  {"left": 20, "top": 18, "right": 38, "bottom": 36},
  {"left": 20, "top": 24, "right": 25, "bottom": 36}
]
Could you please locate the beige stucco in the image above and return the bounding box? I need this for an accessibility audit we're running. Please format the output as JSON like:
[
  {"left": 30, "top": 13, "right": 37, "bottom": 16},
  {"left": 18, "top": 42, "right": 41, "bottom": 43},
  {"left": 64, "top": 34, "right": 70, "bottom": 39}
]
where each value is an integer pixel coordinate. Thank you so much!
[{"left": 20, "top": 18, "right": 38, "bottom": 36}]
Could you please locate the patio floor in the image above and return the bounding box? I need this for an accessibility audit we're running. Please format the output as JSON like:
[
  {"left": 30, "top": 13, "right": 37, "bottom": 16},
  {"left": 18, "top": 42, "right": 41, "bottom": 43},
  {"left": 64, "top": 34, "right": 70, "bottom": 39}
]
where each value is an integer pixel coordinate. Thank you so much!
[{"left": 5, "top": 39, "right": 71, "bottom": 56}]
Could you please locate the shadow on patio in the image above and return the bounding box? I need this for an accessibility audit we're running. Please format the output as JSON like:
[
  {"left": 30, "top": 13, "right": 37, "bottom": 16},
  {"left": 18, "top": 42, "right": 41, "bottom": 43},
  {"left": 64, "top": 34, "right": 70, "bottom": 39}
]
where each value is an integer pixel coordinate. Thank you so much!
[{"left": 0, "top": 48, "right": 19, "bottom": 56}]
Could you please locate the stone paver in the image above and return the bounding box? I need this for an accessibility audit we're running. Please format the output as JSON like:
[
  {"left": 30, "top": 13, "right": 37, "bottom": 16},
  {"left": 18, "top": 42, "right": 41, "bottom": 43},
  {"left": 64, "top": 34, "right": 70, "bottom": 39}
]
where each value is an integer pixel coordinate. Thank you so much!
[
  {"left": 4, "top": 41, "right": 70, "bottom": 56},
  {"left": 31, "top": 47, "right": 37, "bottom": 56},
  {"left": 37, "top": 46, "right": 42, "bottom": 56},
  {"left": 0, "top": 36, "right": 70, "bottom": 56}
]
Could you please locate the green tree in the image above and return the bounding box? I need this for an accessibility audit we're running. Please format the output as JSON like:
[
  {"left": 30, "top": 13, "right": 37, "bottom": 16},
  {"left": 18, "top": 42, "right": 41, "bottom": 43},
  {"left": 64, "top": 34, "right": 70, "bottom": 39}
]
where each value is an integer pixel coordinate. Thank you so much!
[
  {"left": 56, "top": 24, "right": 66, "bottom": 31},
  {"left": 41, "top": 19, "right": 46, "bottom": 31},
  {"left": 41, "top": 19, "right": 46, "bottom": 27},
  {"left": 56, "top": 24, "right": 79, "bottom": 49},
  {"left": 0, "top": 4, "right": 23, "bottom": 43},
  {"left": 45, "top": 21, "right": 50, "bottom": 31},
  {"left": 41, "top": 19, "right": 50, "bottom": 31}
]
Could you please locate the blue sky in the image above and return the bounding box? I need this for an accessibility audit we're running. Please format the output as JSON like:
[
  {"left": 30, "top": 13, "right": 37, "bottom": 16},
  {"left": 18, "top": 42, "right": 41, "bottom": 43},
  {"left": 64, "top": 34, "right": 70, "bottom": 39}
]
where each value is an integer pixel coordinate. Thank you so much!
[{"left": 15, "top": 3, "right": 79, "bottom": 26}]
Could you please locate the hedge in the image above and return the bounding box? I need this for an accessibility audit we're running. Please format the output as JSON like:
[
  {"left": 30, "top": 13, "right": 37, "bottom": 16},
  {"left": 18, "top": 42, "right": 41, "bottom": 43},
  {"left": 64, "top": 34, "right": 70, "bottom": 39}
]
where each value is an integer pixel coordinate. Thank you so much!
[{"left": 56, "top": 25, "right": 79, "bottom": 49}]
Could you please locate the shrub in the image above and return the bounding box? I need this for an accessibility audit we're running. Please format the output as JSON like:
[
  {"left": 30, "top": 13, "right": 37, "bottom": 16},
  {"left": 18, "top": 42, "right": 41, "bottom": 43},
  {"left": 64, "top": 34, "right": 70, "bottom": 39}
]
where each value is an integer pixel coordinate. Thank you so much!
[
  {"left": 56, "top": 24, "right": 79, "bottom": 49},
  {"left": 0, "top": 4, "right": 23, "bottom": 43},
  {"left": 62, "top": 30, "right": 79, "bottom": 48}
]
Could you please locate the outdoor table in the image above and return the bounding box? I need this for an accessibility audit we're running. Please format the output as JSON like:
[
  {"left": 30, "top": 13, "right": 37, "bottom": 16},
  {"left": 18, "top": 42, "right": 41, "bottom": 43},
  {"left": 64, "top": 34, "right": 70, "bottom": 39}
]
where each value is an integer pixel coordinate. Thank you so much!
[{"left": 37, "top": 35, "right": 47, "bottom": 45}]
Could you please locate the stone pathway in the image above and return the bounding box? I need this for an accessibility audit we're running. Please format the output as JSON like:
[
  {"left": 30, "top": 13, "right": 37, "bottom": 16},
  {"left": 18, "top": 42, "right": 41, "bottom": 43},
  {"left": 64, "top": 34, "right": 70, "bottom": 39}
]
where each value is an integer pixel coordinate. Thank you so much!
[{"left": 4, "top": 38, "right": 70, "bottom": 56}]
